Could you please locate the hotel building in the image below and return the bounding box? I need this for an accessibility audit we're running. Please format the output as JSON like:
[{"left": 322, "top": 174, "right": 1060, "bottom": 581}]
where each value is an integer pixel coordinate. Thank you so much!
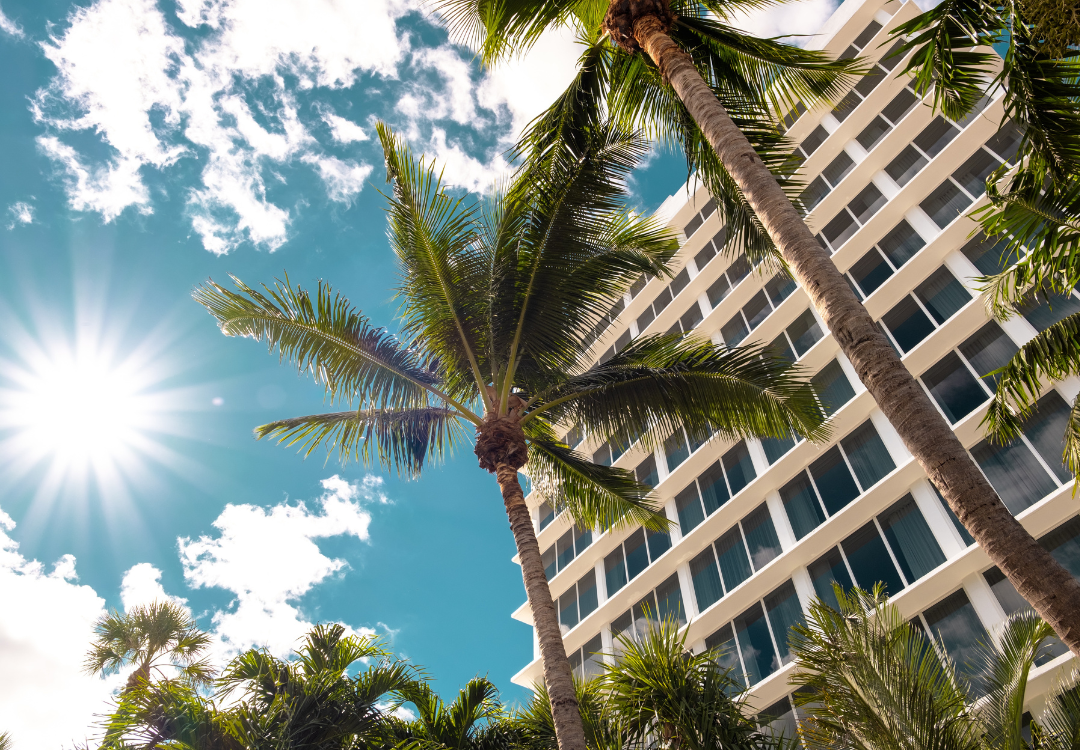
[{"left": 513, "top": 0, "right": 1080, "bottom": 732}]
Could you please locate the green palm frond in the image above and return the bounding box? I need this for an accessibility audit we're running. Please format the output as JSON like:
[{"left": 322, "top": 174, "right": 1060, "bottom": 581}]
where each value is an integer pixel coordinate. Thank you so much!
[
  {"left": 298, "top": 624, "right": 388, "bottom": 678},
  {"left": 513, "top": 677, "right": 630, "bottom": 750},
  {"left": 981, "top": 311, "right": 1080, "bottom": 477},
  {"left": 255, "top": 406, "right": 467, "bottom": 476},
  {"left": 1032, "top": 677, "right": 1080, "bottom": 750},
  {"left": 527, "top": 334, "right": 827, "bottom": 449},
  {"left": 101, "top": 680, "right": 241, "bottom": 750},
  {"left": 193, "top": 276, "right": 468, "bottom": 416},
  {"left": 524, "top": 432, "right": 669, "bottom": 532},
  {"left": 435, "top": 0, "right": 582, "bottom": 66}
]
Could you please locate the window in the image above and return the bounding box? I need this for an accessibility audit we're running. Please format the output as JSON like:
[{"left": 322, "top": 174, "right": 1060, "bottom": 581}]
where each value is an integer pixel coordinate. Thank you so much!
[
  {"left": 558, "top": 570, "right": 600, "bottom": 633},
  {"left": 886, "top": 145, "right": 929, "bottom": 187},
  {"left": 1017, "top": 287, "right": 1080, "bottom": 333},
  {"left": 845, "top": 220, "right": 928, "bottom": 300},
  {"left": 566, "top": 633, "right": 605, "bottom": 681},
  {"left": 812, "top": 359, "right": 855, "bottom": 417},
  {"left": 824, "top": 27, "right": 899, "bottom": 126},
  {"left": 758, "top": 696, "right": 799, "bottom": 742},
  {"left": 982, "top": 566, "right": 1069, "bottom": 664},
  {"left": 604, "top": 520, "right": 674, "bottom": 596},
  {"left": 583, "top": 297, "right": 626, "bottom": 349},
  {"left": 722, "top": 312, "right": 749, "bottom": 346},
  {"left": 920, "top": 125, "right": 1018, "bottom": 229},
  {"left": 770, "top": 309, "right": 824, "bottom": 360},
  {"left": 538, "top": 501, "right": 557, "bottom": 531},
  {"left": 856, "top": 86, "right": 920, "bottom": 151},
  {"left": 635, "top": 454, "right": 659, "bottom": 487},
  {"left": 1041, "top": 516, "right": 1080, "bottom": 578},
  {"left": 709, "top": 578, "right": 806, "bottom": 685},
  {"left": 879, "top": 266, "right": 970, "bottom": 353},
  {"left": 916, "top": 589, "right": 990, "bottom": 690},
  {"left": 689, "top": 503, "right": 781, "bottom": 613},
  {"left": 961, "top": 232, "right": 1016, "bottom": 276},
  {"left": 765, "top": 273, "right": 797, "bottom": 308},
  {"left": 683, "top": 198, "right": 717, "bottom": 238},
  {"left": 818, "top": 183, "right": 890, "bottom": 252},
  {"left": 610, "top": 575, "right": 686, "bottom": 646},
  {"left": 797, "top": 125, "right": 829, "bottom": 158},
  {"left": 915, "top": 117, "right": 960, "bottom": 158},
  {"left": 921, "top": 323, "right": 1017, "bottom": 424},
  {"left": 674, "top": 441, "right": 757, "bottom": 535},
  {"left": 695, "top": 227, "right": 726, "bottom": 269},
  {"left": 781, "top": 421, "right": 896, "bottom": 539},
  {"left": 922, "top": 180, "right": 974, "bottom": 229},
  {"left": 542, "top": 523, "right": 594, "bottom": 580}
]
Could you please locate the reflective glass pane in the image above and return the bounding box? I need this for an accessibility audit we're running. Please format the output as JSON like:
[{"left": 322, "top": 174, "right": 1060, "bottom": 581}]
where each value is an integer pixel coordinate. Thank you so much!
[
  {"left": 691, "top": 548, "right": 724, "bottom": 611},
  {"left": 1024, "top": 392, "right": 1073, "bottom": 482},
  {"left": 743, "top": 504, "right": 783, "bottom": 571},
  {"left": 849, "top": 184, "right": 887, "bottom": 224},
  {"left": 822, "top": 210, "right": 859, "bottom": 248},
  {"left": 624, "top": 529, "right": 650, "bottom": 580},
  {"left": 932, "top": 484, "right": 975, "bottom": 546},
  {"left": 647, "top": 528, "right": 672, "bottom": 562},
  {"left": 882, "top": 296, "right": 936, "bottom": 352},
  {"left": 665, "top": 430, "right": 690, "bottom": 472},
  {"left": 722, "top": 313, "right": 750, "bottom": 346},
  {"left": 653, "top": 286, "right": 674, "bottom": 312},
  {"left": 781, "top": 473, "right": 826, "bottom": 539},
  {"left": 850, "top": 248, "right": 894, "bottom": 296},
  {"left": 809, "top": 446, "right": 860, "bottom": 515},
  {"left": 788, "top": 309, "right": 824, "bottom": 356},
  {"left": 857, "top": 115, "right": 892, "bottom": 151},
  {"left": 822, "top": 152, "right": 856, "bottom": 187},
  {"left": 655, "top": 574, "right": 686, "bottom": 625},
  {"left": 543, "top": 544, "right": 557, "bottom": 580},
  {"left": 961, "top": 233, "right": 1015, "bottom": 276},
  {"left": 914, "top": 117, "right": 960, "bottom": 157},
  {"left": 707, "top": 274, "right": 731, "bottom": 307},
  {"left": 715, "top": 527, "right": 753, "bottom": 592},
  {"left": 768, "top": 333, "right": 796, "bottom": 364},
  {"left": 635, "top": 455, "right": 659, "bottom": 487},
  {"left": 698, "top": 461, "right": 731, "bottom": 514},
  {"left": 670, "top": 268, "right": 691, "bottom": 297},
  {"left": 538, "top": 502, "right": 555, "bottom": 531},
  {"left": 878, "top": 220, "right": 925, "bottom": 267},
  {"left": 559, "top": 591, "right": 578, "bottom": 631},
  {"left": 675, "top": 482, "right": 705, "bottom": 534},
  {"left": 605, "top": 548, "right": 627, "bottom": 595},
  {"left": 592, "top": 443, "right": 612, "bottom": 467},
  {"left": 695, "top": 243, "right": 716, "bottom": 272},
  {"left": 985, "top": 121, "right": 1023, "bottom": 164},
  {"left": 765, "top": 580, "right": 805, "bottom": 664},
  {"left": 959, "top": 322, "right": 1018, "bottom": 391},
  {"left": 881, "top": 87, "right": 918, "bottom": 123},
  {"left": 636, "top": 304, "right": 655, "bottom": 333},
  {"left": 723, "top": 442, "right": 756, "bottom": 494},
  {"left": 952, "top": 148, "right": 1000, "bottom": 197},
  {"left": 633, "top": 593, "right": 658, "bottom": 638},
  {"left": 880, "top": 495, "right": 946, "bottom": 582},
  {"left": 557, "top": 530, "right": 575, "bottom": 572},
  {"left": 582, "top": 634, "right": 605, "bottom": 680},
  {"left": 681, "top": 303, "right": 704, "bottom": 331},
  {"left": 744, "top": 291, "right": 772, "bottom": 330},
  {"left": 843, "top": 522, "right": 905, "bottom": 595},
  {"left": 842, "top": 420, "right": 896, "bottom": 489},
  {"left": 759, "top": 698, "right": 798, "bottom": 741},
  {"left": 611, "top": 609, "right": 635, "bottom": 648},
  {"left": 727, "top": 255, "right": 751, "bottom": 285},
  {"left": 766, "top": 273, "right": 797, "bottom": 308},
  {"left": 970, "top": 438, "right": 1057, "bottom": 514},
  {"left": 922, "top": 352, "right": 988, "bottom": 423},
  {"left": 762, "top": 435, "right": 797, "bottom": 464},
  {"left": 922, "top": 590, "right": 990, "bottom": 690},
  {"left": 705, "top": 622, "right": 745, "bottom": 688},
  {"left": 809, "top": 547, "right": 854, "bottom": 610},
  {"left": 1020, "top": 289, "right": 1080, "bottom": 332},
  {"left": 921, "top": 181, "right": 974, "bottom": 229},
  {"left": 577, "top": 571, "right": 599, "bottom": 619},
  {"left": 801, "top": 176, "right": 830, "bottom": 212},
  {"left": 854, "top": 19, "right": 882, "bottom": 47},
  {"left": 981, "top": 565, "right": 1068, "bottom": 662},
  {"left": 800, "top": 125, "right": 828, "bottom": 156},
  {"left": 1041, "top": 516, "right": 1080, "bottom": 578},
  {"left": 574, "top": 524, "right": 592, "bottom": 554},
  {"left": 813, "top": 359, "right": 856, "bottom": 417},
  {"left": 684, "top": 213, "right": 704, "bottom": 238},
  {"left": 568, "top": 648, "right": 582, "bottom": 678},
  {"left": 734, "top": 602, "right": 779, "bottom": 684},
  {"left": 915, "top": 267, "right": 971, "bottom": 324},
  {"left": 885, "top": 145, "right": 928, "bottom": 186}
]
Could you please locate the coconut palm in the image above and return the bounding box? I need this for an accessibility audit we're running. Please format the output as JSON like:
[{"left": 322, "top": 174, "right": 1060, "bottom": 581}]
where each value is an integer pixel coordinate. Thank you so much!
[
  {"left": 514, "top": 678, "right": 631, "bottom": 750},
  {"left": 84, "top": 600, "right": 213, "bottom": 691},
  {"left": 437, "top": 0, "right": 1080, "bottom": 660},
  {"left": 99, "top": 680, "right": 241, "bottom": 750},
  {"left": 194, "top": 119, "right": 826, "bottom": 750},
  {"left": 789, "top": 585, "right": 1080, "bottom": 750},
  {"left": 380, "top": 677, "right": 518, "bottom": 750}
]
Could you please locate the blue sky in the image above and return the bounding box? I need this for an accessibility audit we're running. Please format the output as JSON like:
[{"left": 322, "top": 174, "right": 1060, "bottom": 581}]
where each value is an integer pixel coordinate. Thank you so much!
[{"left": 0, "top": 0, "right": 839, "bottom": 746}]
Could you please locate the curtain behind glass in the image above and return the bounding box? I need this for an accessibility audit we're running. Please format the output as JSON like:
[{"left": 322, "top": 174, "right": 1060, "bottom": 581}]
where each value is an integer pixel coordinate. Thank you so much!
[
  {"left": 781, "top": 473, "right": 826, "bottom": 539},
  {"left": 842, "top": 421, "right": 896, "bottom": 489},
  {"left": 1023, "top": 392, "right": 1072, "bottom": 482},
  {"left": 915, "top": 267, "right": 971, "bottom": 323},
  {"left": 764, "top": 580, "right": 806, "bottom": 664},
  {"left": 970, "top": 439, "right": 1056, "bottom": 514},
  {"left": 879, "top": 495, "right": 946, "bottom": 582},
  {"left": 690, "top": 549, "right": 724, "bottom": 612}
]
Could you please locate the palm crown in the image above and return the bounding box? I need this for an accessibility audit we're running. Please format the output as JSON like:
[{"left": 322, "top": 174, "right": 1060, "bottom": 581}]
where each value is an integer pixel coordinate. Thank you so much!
[{"left": 194, "top": 120, "right": 825, "bottom": 529}]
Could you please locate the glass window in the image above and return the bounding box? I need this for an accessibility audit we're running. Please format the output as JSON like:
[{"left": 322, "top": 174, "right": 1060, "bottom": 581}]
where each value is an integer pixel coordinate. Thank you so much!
[
  {"left": 850, "top": 249, "right": 894, "bottom": 296},
  {"left": 801, "top": 176, "right": 830, "bottom": 212},
  {"left": 665, "top": 430, "right": 690, "bottom": 472},
  {"left": 581, "top": 633, "right": 605, "bottom": 679},
  {"left": 681, "top": 303, "right": 704, "bottom": 331},
  {"left": 543, "top": 544, "right": 557, "bottom": 580},
  {"left": 813, "top": 359, "right": 855, "bottom": 417},
  {"left": 765, "top": 273, "right": 797, "bottom": 308},
  {"left": 557, "top": 530, "right": 575, "bottom": 572},
  {"left": 765, "top": 580, "right": 805, "bottom": 664},
  {"left": 800, "top": 125, "right": 828, "bottom": 156},
  {"left": 760, "top": 698, "right": 798, "bottom": 741},
  {"left": 734, "top": 602, "right": 778, "bottom": 684},
  {"left": 788, "top": 309, "right": 824, "bottom": 356},
  {"left": 809, "top": 547, "right": 854, "bottom": 610},
  {"left": 1019, "top": 289, "right": 1080, "bottom": 332},
  {"left": 882, "top": 296, "right": 936, "bottom": 352},
  {"left": 684, "top": 213, "right": 704, "bottom": 238},
  {"left": 842, "top": 420, "right": 896, "bottom": 488},
  {"left": 922, "top": 352, "right": 987, "bottom": 423},
  {"left": 953, "top": 148, "right": 999, "bottom": 198},
  {"left": 886, "top": 145, "right": 929, "bottom": 187},
  {"left": 810, "top": 447, "right": 860, "bottom": 515},
  {"left": 695, "top": 243, "right": 716, "bottom": 272},
  {"left": 768, "top": 333, "right": 796, "bottom": 364},
  {"left": 915, "top": 267, "right": 971, "bottom": 324},
  {"left": 715, "top": 527, "right": 753, "bottom": 592},
  {"left": 832, "top": 90, "right": 861, "bottom": 122},
  {"left": 722, "top": 442, "right": 756, "bottom": 494},
  {"left": 722, "top": 313, "right": 749, "bottom": 346},
  {"left": 676, "top": 483, "right": 705, "bottom": 534},
  {"left": 844, "top": 522, "right": 905, "bottom": 595},
  {"left": 727, "top": 255, "right": 751, "bottom": 285},
  {"left": 823, "top": 210, "right": 859, "bottom": 249},
  {"left": 915, "top": 117, "right": 960, "bottom": 157},
  {"left": 624, "top": 528, "right": 650, "bottom": 580},
  {"left": 593, "top": 442, "right": 612, "bottom": 467},
  {"left": 744, "top": 291, "right": 772, "bottom": 330},
  {"left": 1042, "top": 516, "right": 1080, "bottom": 578},
  {"left": 782, "top": 473, "right": 826, "bottom": 540},
  {"left": 880, "top": 495, "right": 946, "bottom": 582},
  {"left": 635, "top": 455, "right": 659, "bottom": 487},
  {"left": 922, "top": 589, "right": 990, "bottom": 688},
  {"left": 970, "top": 438, "right": 1057, "bottom": 514},
  {"left": 630, "top": 275, "right": 647, "bottom": 298},
  {"left": 632, "top": 593, "right": 657, "bottom": 637},
  {"left": 961, "top": 233, "right": 1014, "bottom": 276},
  {"left": 605, "top": 547, "right": 627, "bottom": 595},
  {"left": 693, "top": 463, "right": 727, "bottom": 516},
  {"left": 538, "top": 502, "right": 555, "bottom": 531},
  {"left": 959, "top": 322, "right": 1018, "bottom": 391},
  {"left": 670, "top": 268, "right": 690, "bottom": 297},
  {"left": 705, "top": 622, "right": 744, "bottom": 686},
  {"left": 881, "top": 88, "right": 918, "bottom": 124},
  {"left": 707, "top": 274, "right": 731, "bottom": 307},
  {"left": 744, "top": 504, "right": 783, "bottom": 570},
  {"left": 691, "top": 548, "right": 724, "bottom": 611},
  {"left": 574, "top": 524, "right": 592, "bottom": 554},
  {"left": 822, "top": 151, "right": 856, "bottom": 187},
  {"left": 762, "top": 435, "right": 796, "bottom": 464},
  {"left": 878, "top": 220, "right": 925, "bottom": 267},
  {"left": 653, "top": 286, "right": 674, "bottom": 313},
  {"left": 1023, "top": 392, "right": 1073, "bottom": 482},
  {"left": 647, "top": 527, "right": 672, "bottom": 561},
  {"left": 636, "top": 304, "right": 655, "bottom": 333},
  {"left": 857, "top": 115, "right": 892, "bottom": 151},
  {"left": 984, "top": 122, "right": 1023, "bottom": 164},
  {"left": 578, "top": 571, "right": 598, "bottom": 619},
  {"left": 849, "top": 184, "right": 887, "bottom": 223},
  {"left": 922, "top": 181, "right": 974, "bottom": 229},
  {"left": 655, "top": 574, "right": 685, "bottom": 625}
]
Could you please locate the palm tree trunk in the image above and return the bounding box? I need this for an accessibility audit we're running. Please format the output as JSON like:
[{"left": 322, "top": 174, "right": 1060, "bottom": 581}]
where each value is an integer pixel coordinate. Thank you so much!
[
  {"left": 495, "top": 462, "right": 587, "bottom": 750},
  {"left": 631, "top": 15, "right": 1080, "bottom": 656}
]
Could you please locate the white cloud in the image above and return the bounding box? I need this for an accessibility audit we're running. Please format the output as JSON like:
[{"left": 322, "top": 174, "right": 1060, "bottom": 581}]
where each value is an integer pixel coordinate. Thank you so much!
[
  {"left": 0, "top": 4, "right": 23, "bottom": 38},
  {"left": 323, "top": 111, "right": 370, "bottom": 143},
  {"left": 120, "top": 562, "right": 189, "bottom": 611},
  {"left": 0, "top": 508, "right": 123, "bottom": 750},
  {"left": 424, "top": 128, "right": 509, "bottom": 193},
  {"left": 302, "top": 154, "right": 374, "bottom": 203},
  {"left": 6, "top": 201, "right": 33, "bottom": 228},
  {"left": 727, "top": 0, "right": 840, "bottom": 47},
  {"left": 179, "top": 474, "right": 386, "bottom": 657}
]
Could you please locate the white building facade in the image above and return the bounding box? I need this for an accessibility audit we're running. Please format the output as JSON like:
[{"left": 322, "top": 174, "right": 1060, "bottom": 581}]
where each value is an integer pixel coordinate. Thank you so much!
[{"left": 512, "top": 0, "right": 1080, "bottom": 730}]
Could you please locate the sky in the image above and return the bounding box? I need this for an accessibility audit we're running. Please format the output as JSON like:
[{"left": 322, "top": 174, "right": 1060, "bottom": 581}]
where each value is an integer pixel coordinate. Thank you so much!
[{"left": 0, "top": 0, "right": 840, "bottom": 746}]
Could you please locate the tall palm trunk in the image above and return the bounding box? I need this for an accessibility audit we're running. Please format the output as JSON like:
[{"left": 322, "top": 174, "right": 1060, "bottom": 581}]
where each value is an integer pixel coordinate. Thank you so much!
[
  {"left": 476, "top": 415, "right": 588, "bottom": 750},
  {"left": 619, "top": 12, "right": 1080, "bottom": 655}
]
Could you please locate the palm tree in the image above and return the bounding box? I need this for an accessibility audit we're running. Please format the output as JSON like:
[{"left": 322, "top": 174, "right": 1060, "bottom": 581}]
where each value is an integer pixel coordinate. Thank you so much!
[
  {"left": 380, "top": 677, "right": 518, "bottom": 750},
  {"left": 789, "top": 586, "right": 1080, "bottom": 750},
  {"left": 436, "top": 0, "right": 1080, "bottom": 658},
  {"left": 84, "top": 600, "right": 212, "bottom": 691},
  {"left": 514, "top": 678, "right": 631, "bottom": 750},
  {"left": 194, "top": 120, "right": 826, "bottom": 750},
  {"left": 100, "top": 680, "right": 241, "bottom": 750}
]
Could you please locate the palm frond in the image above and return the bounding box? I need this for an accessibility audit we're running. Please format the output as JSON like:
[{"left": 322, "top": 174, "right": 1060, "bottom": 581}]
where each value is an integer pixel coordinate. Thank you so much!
[
  {"left": 1032, "top": 675, "right": 1080, "bottom": 750},
  {"left": 255, "top": 407, "right": 467, "bottom": 477},
  {"left": 432, "top": 0, "right": 582, "bottom": 66}
]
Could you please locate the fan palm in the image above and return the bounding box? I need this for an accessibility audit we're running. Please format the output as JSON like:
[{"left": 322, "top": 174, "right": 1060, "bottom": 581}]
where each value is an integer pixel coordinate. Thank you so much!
[
  {"left": 789, "top": 585, "right": 1079, "bottom": 750},
  {"left": 84, "top": 600, "right": 213, "bottom": 691},
  {"left": 380, "top": 677, "right": 518, "bottom": 750},
  {"left": 437, "top": 0, "right": 1080, "bottom": 660},
  {"left": 194, "top": 119, "right": 826, "bottom": 750}
]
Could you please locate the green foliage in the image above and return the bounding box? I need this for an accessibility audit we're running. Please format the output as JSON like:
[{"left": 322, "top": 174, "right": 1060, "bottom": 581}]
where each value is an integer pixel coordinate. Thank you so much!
[{"left": 379, "top": 677, "right": 519, "bottom": 750}]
